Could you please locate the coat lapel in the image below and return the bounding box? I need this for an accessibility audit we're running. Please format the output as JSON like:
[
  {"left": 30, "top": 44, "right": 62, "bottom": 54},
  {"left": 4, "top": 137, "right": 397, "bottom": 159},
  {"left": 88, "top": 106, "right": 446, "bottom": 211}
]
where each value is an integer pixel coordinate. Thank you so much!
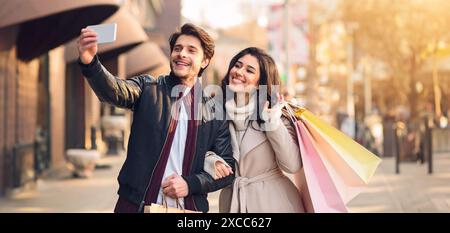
[
  {"left": 228, "top": 123, "right": 241, "bottom": 167},
  {"left": 238, "top": 123, "right": 267, "bottom": 162}
]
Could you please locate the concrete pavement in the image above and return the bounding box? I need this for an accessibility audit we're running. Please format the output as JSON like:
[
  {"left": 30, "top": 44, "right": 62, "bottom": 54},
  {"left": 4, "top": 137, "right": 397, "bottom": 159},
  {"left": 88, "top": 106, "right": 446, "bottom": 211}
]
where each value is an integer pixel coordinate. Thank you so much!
[
  {"left": 0, "top": 155, "right": 124, "bottom": 213},
  {"left": 347, "top": 152, "right": 450, "bottom": 213}
]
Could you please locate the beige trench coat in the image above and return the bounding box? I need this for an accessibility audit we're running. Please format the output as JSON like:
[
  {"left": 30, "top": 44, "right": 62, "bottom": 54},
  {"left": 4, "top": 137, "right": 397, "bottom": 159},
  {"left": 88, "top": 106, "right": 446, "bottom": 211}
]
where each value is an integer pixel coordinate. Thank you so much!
[{"left": 206, "top": 116, "right": 305, "bottom": 213}]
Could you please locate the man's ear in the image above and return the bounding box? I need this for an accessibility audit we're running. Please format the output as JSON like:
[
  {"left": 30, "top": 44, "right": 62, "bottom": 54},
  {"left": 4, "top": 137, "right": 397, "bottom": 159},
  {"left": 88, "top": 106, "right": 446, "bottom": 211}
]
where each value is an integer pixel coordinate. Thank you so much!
[{"left": 201, "top": 58, "right": 210, "bottom": 69}]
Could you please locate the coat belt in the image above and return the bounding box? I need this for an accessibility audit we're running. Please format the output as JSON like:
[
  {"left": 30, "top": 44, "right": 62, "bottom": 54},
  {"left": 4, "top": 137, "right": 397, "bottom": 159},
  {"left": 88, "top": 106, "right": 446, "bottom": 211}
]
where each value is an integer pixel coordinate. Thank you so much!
[{"left": 230, "top": 169, "right": 283, "bottom": 213}]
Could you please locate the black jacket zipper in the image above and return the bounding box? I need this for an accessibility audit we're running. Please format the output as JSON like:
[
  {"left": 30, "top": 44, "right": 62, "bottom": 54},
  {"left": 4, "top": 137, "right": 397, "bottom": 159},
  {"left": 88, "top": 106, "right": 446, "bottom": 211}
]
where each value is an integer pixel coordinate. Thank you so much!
[
  {"left": 137, "top": 126, "right": 170, "bottom": 213},
  {"left": 138, "top": 93, "right": 175, "bottom": 213}
]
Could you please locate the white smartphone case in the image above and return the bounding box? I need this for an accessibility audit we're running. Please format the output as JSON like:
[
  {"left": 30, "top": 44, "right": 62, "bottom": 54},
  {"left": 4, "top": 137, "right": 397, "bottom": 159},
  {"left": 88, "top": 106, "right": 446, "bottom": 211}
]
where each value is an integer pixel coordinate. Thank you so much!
[{"left": 87, "top": 23, "right": 117, "bottom": 44}]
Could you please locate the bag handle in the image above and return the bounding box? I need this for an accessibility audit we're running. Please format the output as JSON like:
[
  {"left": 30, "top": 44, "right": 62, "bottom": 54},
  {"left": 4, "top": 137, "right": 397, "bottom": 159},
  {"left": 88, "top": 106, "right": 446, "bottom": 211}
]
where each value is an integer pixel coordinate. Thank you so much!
[
  {"left": 161, "top": 194, "right": 185, "bottom": 212},
  {"left": 283, "top": 101, "right": 299, "bottom": 125}
]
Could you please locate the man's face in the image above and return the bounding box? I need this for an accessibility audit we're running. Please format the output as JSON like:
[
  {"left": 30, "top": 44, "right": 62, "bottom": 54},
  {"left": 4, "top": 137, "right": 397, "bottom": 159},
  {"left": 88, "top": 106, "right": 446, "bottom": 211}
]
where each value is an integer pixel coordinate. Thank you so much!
[{"left": 170, "top": 35, "right": 209, "bottom": 80}]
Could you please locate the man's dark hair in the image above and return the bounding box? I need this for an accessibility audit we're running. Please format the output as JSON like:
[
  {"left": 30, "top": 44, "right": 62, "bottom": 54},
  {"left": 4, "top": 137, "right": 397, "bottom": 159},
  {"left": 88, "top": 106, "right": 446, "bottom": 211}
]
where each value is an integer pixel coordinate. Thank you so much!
[{"left": 169, "top": 23, "right": 215, "bottom": 77}]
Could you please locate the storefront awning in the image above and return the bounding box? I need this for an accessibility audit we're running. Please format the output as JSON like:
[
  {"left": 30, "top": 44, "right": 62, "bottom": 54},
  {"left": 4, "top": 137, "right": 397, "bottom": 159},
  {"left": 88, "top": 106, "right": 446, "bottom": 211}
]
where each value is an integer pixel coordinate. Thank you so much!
[
  {"left": 125, "top": 41, "right": 169, "bottom": 78},
  {"left": 0, "top": 0, "right": 121, "bottom": 61},
  {"left": 65, "top": 8, "right": 148, "bottom": 63}
]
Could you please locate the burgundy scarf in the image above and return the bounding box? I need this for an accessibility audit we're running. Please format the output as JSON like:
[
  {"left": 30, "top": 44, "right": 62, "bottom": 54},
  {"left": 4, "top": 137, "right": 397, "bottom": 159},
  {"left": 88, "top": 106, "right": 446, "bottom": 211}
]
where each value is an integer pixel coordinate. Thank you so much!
[{"left": 144, "top": 83, "right": 200, "bottom": 210}]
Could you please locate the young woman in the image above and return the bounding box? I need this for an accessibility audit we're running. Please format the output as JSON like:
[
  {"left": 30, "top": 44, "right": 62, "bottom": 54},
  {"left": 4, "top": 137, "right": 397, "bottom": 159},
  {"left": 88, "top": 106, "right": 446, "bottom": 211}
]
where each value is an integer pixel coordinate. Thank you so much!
[{"left": 204, "top": 47, "right": 304, "bottom": 213}]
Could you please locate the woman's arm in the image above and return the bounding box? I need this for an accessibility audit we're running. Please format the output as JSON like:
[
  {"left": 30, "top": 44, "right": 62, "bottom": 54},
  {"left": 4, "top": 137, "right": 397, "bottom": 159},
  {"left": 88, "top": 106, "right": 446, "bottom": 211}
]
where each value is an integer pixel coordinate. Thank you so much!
[
  {"left": 265, "top": 116, "right": 302, "bottom": 173},
  {"left": 204, "top": 151, "right": 233, "bottom": 179},
  {"left": 182, "top": 119, "right": 236, "bottom": 195}
]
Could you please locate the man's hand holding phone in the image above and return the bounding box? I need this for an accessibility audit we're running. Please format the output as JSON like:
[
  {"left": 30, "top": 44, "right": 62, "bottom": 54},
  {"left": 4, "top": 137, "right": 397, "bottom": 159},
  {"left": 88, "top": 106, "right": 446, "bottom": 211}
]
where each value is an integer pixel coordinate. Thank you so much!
[
  {"left": 77, "top": 28, "right": 98, "bottom": 65},
  {"left": 77, "top": 23, "right": 117, "bottom": 65}
]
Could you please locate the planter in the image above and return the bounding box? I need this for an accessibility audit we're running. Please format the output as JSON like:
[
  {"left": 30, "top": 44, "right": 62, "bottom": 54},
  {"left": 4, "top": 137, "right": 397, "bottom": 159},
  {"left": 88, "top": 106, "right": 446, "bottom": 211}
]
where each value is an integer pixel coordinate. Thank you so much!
[
  {"left": 101, "top": 115, "right": 127, "bottom": 155},
  {"left": 66, "top": 149, "right": 101, "bottom": 178}
]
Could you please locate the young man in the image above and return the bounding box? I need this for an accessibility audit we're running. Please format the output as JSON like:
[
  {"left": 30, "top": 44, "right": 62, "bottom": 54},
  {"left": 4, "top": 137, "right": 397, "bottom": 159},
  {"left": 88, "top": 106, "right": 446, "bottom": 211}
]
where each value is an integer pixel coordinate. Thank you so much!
[{"left": 77, "top": 23, "right": 235, "bottom": 213}]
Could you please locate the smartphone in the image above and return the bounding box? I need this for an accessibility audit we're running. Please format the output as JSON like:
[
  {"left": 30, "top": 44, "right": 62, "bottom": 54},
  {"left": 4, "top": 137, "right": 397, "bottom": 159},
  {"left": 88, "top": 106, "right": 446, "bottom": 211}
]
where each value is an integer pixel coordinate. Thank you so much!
[
  {"left": 87, "top": 23, "right": 117, "bottom": 44},
  {"left": 269, "top": 87, "right": 280, "bottom": 108}
]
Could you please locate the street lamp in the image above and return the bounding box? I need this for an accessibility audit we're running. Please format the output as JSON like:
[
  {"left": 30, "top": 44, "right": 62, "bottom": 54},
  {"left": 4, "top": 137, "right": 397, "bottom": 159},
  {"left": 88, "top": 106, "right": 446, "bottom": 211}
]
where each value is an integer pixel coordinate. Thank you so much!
[{"left": 346, "top": 22, "right": 359, "bottom": 139}]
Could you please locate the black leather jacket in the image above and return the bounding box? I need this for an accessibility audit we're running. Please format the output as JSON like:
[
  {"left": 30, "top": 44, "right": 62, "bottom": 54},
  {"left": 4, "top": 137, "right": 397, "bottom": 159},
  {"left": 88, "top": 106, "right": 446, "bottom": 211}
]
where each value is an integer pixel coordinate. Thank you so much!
[{"left": 79, "top": 56, "right": 235, "bottom": 212}]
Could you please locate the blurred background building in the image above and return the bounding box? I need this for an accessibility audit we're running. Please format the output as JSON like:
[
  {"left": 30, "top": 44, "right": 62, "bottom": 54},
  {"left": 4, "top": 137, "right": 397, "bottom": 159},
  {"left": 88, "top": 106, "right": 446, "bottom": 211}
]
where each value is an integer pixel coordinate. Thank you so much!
[{"left": 0, "top": 0, "right": 176, "bottom": 196}]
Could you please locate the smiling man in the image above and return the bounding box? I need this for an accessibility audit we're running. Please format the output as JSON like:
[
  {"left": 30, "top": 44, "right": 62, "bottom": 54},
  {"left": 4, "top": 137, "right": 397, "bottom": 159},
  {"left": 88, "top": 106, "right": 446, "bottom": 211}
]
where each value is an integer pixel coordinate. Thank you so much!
[{"left": 77, "top": 23, "right": 235, "bottom": 213}]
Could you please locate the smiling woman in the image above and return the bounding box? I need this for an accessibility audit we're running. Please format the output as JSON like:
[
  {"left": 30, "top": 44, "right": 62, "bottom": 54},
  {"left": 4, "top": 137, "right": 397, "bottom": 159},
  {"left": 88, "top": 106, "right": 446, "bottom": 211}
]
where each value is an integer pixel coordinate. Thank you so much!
[{"left": 203, "top": 47, "right": 304, "bottom": 213}]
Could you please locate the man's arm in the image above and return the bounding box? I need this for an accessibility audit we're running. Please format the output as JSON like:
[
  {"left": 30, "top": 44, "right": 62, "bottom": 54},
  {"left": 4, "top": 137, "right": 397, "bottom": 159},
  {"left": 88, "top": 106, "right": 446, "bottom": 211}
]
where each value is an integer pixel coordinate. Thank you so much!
[
  {"left": 77, "top": 27, "right": 149, "bottom": 110},
  {"left": 182, "top": 119, "right": 235, "bottom": 196},
  {"left": 79, "top": 55, "right": 150, "bottom": 110}
]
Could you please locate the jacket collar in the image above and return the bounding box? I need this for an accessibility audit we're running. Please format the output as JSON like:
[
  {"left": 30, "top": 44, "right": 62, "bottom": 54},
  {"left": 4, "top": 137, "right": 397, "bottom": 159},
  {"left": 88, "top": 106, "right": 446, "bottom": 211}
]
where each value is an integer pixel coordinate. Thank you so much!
[
  {"left": 165, "top": 73, "right": 206, "bottom": 98},
  {"left": 166, "top": 72, "right": 183, "bottom": 89},
  {"left": 164, "top": 73, "right": 208, "bottom": 121}
]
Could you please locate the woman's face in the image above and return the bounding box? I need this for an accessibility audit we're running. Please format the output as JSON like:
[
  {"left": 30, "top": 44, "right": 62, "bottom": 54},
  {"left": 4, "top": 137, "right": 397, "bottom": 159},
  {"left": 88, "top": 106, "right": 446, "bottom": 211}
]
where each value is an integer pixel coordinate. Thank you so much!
[{"left": 228, "top": 54, "right": 260, "bottom": 93}]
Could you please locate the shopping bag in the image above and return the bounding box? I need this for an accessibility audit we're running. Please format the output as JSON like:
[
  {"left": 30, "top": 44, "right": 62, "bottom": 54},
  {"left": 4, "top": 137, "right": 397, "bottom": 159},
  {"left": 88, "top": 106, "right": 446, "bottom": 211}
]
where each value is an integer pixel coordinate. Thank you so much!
[
  {"left": 294, "top": 118, "right": 348, "bottom": 213},
  {"left": 292, "top": 168, "right": 314, "bottom": 213},
  {"left": 303, "top": 118, "right": 371, "bottom": 203},
  {"left": 144, "top": 195, "right": 201, "bottom": 213},
  {"left": 284, "top": 103, "right": 381, "bottom": 212},
  {"left": 299, "top": 108, "right": 381, "bottom": 183}
]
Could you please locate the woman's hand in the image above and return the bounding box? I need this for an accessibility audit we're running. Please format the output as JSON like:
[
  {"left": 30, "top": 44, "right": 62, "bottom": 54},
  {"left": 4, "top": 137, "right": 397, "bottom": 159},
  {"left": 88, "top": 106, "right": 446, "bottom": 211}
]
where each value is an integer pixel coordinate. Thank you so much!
[
  {"left": 261, "top": 93, "right": 284, "bottom": 131},
  {"left": 214, "top": 161, "right": 233, "bottom": 179}
]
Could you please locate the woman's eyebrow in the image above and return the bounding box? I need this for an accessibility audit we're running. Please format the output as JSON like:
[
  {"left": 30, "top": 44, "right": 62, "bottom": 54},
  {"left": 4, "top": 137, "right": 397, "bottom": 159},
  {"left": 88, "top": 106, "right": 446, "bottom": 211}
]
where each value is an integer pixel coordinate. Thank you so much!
[{"left": 246, "top": 64, "right": 256, "bottom": 71}]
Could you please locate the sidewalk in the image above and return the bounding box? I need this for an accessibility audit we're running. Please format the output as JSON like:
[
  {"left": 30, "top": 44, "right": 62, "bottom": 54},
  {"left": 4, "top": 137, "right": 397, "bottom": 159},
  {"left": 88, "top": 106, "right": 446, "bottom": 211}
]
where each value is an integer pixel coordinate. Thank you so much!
[
  {"left": 1, "top": 152, "right": 450, "bottom": 213},
  {"left": 347, "top": 152, "right": 450, "bottom": 213},
  {"left": 0, "top": 155, "right": 125, "bottom": 213}
]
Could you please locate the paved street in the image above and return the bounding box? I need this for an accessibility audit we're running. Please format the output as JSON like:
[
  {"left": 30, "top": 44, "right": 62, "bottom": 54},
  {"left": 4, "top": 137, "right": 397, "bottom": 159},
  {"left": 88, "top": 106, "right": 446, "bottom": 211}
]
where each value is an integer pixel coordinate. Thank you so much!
[
  {"left": 348, "top": 152, "right": 450, "bottom": 213},
  {"left": 1, "top": 152, "right": 450, "bottom": 213}
]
